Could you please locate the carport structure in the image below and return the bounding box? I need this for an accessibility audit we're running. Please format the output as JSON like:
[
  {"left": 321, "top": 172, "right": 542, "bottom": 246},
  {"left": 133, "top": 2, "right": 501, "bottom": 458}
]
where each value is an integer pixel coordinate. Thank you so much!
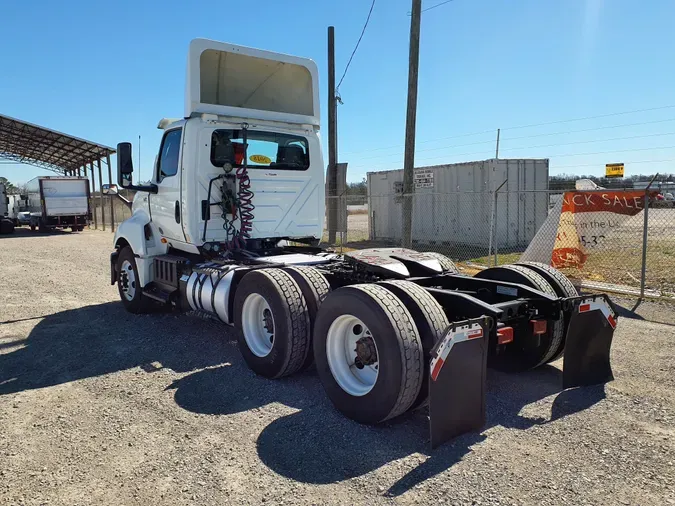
[{"left": 0, "top": 113, "right": 117, "bottom": 230}]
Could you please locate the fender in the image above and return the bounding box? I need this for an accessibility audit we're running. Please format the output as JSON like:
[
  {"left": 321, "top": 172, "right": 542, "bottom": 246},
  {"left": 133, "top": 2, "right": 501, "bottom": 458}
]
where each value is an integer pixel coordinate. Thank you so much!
[{"left": 113, "top": 209, "right": 168, "bottom": 287}]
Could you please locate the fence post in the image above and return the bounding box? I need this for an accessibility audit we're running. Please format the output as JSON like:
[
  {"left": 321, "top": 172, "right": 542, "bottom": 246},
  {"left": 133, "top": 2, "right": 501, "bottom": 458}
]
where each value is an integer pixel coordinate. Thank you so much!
[
  {"left": 90, "top": 161, "right": 98, "bottom": 230},
  {"left": 97, "top": 159, "right": 105, "bottom": 231},
  {"left": 106, "top": 153, "right": 115, "bottom": 232},
  {"left": 491, "top": 179, "right": 508, "bottom": 266},
  {"left": 633, "top": 174, "right": 659, "bottom": 310}
]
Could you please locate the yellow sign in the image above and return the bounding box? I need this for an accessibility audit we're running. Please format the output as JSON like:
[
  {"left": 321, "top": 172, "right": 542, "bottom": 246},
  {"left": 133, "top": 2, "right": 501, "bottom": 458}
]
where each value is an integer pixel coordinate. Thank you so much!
[
  {"left": 249, "top": 154, "right": 272, "bottom": 164},
  {"left": 605, "top": 163, "right": 624, "bottom": 178}
]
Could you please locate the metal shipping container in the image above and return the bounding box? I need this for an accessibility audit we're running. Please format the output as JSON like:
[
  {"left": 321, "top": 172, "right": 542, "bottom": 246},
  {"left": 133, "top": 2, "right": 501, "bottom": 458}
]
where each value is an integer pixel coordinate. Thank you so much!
[{"left": 366, "top": 158, "right": 549, "bottom": 249}]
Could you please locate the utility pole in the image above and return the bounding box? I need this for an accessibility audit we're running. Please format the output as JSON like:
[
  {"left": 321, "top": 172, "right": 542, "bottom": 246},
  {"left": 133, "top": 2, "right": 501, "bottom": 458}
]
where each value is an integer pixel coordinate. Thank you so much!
[
  {"left": 495, "top": 128, "right": 500, "bottom": 158},
  {"left": 138, "top": 135, "right": 142, "bottom": 183},
  {"left": 402, "top": 0, "right": 422, "bottom": 248},
  {"left": 327, "top": 26, "right": 338, "bottom": 244}
]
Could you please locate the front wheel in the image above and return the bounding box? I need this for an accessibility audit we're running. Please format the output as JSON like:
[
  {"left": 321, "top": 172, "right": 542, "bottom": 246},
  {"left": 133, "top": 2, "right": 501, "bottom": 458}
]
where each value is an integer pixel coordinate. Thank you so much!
[
  {"left": 116, "top": 246, "right": 152, "bottom": 314},
  {"left": 314, "top": 284, "right": 423, "bottom": 424}
]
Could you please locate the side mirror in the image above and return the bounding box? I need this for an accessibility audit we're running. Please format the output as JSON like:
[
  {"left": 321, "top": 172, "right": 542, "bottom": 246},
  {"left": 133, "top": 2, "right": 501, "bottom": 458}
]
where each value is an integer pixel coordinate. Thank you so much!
[
  {"left": 117, "top": 142, "right": 134, "bottom": 188},
  {"left": 101, "top": 184, "right": 119, "bottom": 195}
]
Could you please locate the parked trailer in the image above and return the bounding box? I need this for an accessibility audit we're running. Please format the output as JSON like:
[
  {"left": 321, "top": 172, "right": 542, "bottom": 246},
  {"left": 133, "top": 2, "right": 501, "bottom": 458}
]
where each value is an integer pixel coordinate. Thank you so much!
[
  {"left": 109, "top": 39, "right": 617, "bottom": 449},
  {"left": 25, "top": 176, "right": 91, "bottom": 232},
  {"left": 367, "top": 159, "right": 549, "bottom": 248}
]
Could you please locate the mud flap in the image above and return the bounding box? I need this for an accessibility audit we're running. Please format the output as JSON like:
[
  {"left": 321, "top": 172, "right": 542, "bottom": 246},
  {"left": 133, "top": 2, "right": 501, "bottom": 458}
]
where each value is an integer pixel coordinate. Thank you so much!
[
  {"left": 562, "top": 295, "right": 616, "bottom": 389},
  {"left": 428, "top": 316, "right": 491, "bottom": 449}
]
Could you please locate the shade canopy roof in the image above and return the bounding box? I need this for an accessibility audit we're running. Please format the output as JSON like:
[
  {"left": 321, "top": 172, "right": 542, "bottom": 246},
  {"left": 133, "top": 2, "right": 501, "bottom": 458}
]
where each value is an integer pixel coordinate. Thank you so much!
[{"left": 0, "top": 113, "right": 115, "bottom": 174}]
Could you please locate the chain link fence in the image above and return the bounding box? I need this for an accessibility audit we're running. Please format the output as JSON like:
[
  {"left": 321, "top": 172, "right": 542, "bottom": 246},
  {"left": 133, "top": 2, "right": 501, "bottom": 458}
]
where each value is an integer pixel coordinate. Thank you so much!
[
  {"left": 87, "top": 190, "right": 133, "bottom": 231},
  {"left": 327, "top": 187, "right": 675, "bottom": 300},
  {"left": 87, "top": 185, "right": 675, "bottom": 299}
]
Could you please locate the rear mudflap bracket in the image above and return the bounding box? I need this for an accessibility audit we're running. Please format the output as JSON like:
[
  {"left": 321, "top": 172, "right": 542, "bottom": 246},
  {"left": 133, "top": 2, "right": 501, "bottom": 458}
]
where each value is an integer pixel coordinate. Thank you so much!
[
  {"left": 430, "top": 317, "right": 491, "bottom": 381},
  {"left": 576, "top": 296, "right": 617, "bottom": 329}
]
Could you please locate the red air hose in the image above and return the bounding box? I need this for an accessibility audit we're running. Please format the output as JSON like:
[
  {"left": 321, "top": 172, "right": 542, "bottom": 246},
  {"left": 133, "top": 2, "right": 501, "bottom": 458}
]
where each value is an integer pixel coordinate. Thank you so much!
[{"left": 234, "top": 164, "right": 254, "bottom": 249}]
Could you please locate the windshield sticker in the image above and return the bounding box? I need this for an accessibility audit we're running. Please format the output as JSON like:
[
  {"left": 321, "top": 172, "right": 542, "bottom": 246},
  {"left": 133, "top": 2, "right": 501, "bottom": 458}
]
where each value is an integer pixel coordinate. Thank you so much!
[{"left": 250, "top": 154, "right": 271, "bottom": 164}]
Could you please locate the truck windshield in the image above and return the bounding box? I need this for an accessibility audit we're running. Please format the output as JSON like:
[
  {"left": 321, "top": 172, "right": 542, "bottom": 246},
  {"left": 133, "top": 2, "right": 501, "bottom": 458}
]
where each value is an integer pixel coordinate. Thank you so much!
[{"left": 211, "top": 129, "right": 309, "bottom": 170}]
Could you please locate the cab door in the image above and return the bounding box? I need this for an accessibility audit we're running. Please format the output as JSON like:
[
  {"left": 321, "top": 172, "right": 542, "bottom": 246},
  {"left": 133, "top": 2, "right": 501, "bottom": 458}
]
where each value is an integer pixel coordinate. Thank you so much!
[{"left": 149, "top": 128, "right": 185, "bottom": 242}]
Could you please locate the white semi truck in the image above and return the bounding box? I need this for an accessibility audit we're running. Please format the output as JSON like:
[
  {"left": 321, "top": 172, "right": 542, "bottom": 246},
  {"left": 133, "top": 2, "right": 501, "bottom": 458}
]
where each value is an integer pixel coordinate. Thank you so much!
[
  {"left": 0, "top": 182, "right": 15, "bottom": 234},
  {"left": 25, "top": 176, "right": 91, "bottom": 232},
  {"left": 110, "top": 39, "right": 618, "bottom": 448}
]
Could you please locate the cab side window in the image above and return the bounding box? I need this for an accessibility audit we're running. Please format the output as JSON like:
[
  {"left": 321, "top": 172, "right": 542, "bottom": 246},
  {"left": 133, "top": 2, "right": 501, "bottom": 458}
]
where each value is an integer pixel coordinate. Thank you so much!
[{"left": 157, "top": 129, "right": 182, "bottom": 182}]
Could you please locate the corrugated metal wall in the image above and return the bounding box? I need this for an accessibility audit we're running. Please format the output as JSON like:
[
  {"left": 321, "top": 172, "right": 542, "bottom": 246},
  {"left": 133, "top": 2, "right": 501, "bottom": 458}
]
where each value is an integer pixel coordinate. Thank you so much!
[{"left": 367, "top": 159, "right": 549, "bottom": 248}]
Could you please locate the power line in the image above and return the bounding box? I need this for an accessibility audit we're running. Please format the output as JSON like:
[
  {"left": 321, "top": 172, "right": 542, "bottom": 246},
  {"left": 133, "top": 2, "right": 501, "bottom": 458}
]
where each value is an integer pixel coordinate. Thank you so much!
[
  {"left": 499, "top": 132, "right": 675, "bottom": 153},
  {"left": 342, "top": 105, "right": 675, "bottom": 156},
  {"left": 351, "top": 131, "right": 675, "bottom": 163},
  {"left": 414, "top": 144, "right": 675, "bottom": 165},
  {"left": 342, "top": 128, "right": 493, "bottom": 155},
  {"left": 501, "top": 105, "right": 675, "bottom": 132},
  {"left": 336, "top": 0, "right": 376, "bottom": 94},
  {"left": 356, "top": 144, "right": 675, "bottom": 171},
  {"left": 421, "top": 0, "right": 456, "bottom": 13},
  {"left": 501, "top": 118, "right": 675, "bottom": 143},
  {"left": 553, "top": 159, "right": 675, "bottom": 169}
]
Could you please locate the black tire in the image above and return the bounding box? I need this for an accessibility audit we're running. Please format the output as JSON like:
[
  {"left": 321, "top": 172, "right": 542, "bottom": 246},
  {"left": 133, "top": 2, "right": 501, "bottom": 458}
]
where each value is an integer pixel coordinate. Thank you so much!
[
  {"left": 423, "top": 252, "right": 459, "bottom": 273},
  {"left": 314, "top": 284, "right": 423, "bottom": 424},
  {"left": 30, "top": 223, "right": 36, "bottom": 231},
  {"left": 234, "top": 269, "right": 311, "bottom": 379},
  {"left": 515, "top": 261, "right": 578, "bottom": 363},
  {"left": 0, "top": 220, "right": 15, "bottom": 234},
  {"left": 474, "top": 264, "right": 564, "bottom": 370},
  {"left": 378, "top": 280, "right": 449, "bottom": 410},
  {"left": 515, "top": 261, "right": 578, "bottom": 298},
  {"left": 116, "top": 246, "right": 153, "bottom": 314},
  {"left": 282, "top": 266, "right": 331, "bottom": 371},
  {"left": 77, "top": 226, "right": 84, "bottom": 231}
]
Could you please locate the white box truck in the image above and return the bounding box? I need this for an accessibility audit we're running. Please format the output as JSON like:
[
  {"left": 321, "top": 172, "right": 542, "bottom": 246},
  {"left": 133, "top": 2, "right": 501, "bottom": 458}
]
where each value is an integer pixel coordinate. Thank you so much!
[
  {"left": 25, "top": 176, "right": 91, "bottom": 232},
  {"left": 107, "top": 38, "right": 618, "bottom": 448}
]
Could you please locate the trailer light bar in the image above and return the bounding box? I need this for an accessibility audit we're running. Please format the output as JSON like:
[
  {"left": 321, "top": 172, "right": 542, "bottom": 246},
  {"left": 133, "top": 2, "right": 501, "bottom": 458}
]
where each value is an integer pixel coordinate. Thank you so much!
[
  {"left": 530, "top": 319, "right": 547, "bottom": 336},
  {"left": 497, "top": 326, "right": 514, "bottom": 344}
]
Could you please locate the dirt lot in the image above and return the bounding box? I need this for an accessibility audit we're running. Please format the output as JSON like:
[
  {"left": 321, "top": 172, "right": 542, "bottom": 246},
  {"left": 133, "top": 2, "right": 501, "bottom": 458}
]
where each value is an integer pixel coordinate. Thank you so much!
[{"left": 1, "top": 229, "right": 675, "bottom": 505}]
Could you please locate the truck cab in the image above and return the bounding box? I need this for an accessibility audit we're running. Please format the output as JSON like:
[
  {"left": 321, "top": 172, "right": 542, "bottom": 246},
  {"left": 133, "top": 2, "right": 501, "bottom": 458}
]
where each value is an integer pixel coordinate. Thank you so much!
[{"left": 114, "top": 39, "right": 325, "bottom": 285}]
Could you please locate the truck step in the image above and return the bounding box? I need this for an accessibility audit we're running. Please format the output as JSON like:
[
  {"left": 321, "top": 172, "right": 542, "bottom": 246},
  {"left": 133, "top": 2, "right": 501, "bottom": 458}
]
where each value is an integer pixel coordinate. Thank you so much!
[
  {"left": 153, "top": 255, "right": 188, "bottom": 290},
  {"left": 142, "top": 282, "right": 175, "bottom": 304}
]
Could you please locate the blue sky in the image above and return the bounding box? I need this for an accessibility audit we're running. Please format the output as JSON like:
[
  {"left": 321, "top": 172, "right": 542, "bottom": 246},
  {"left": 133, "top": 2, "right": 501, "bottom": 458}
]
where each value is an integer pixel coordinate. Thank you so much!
[{"left": 1, "top": 0, "right": 674, "bottom": 184}]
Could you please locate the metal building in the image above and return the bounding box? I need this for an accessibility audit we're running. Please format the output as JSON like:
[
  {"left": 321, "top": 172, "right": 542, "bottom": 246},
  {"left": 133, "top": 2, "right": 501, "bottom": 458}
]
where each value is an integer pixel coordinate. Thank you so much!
[{"left": 366, "top": 158, "right": 549, "bottom": 249}]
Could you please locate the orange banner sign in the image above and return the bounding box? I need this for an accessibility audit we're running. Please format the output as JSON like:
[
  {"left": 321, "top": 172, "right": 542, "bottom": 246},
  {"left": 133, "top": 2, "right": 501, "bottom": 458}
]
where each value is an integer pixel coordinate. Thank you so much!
[{"left": 521, "top": 190, "right": 655, "bottom": 270}]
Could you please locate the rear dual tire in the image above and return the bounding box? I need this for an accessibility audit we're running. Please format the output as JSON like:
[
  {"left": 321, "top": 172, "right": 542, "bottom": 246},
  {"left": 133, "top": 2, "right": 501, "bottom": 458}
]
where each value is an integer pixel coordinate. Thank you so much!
[
  {"left": 235, "top": 270, "right": 434, "bottom": 424},
  {"left": 313, "top": 284, "right": 425, "bottom": 424},
  {"left": 475, "top": 264, "right": 565, "bottom": 370},
  {"left": 234, "top": 269, "right": 312, "bottom": 379},
  {"left": 282, "top": 266, "right": 331, "bottom": 371},
  {"left": 515, "top": 261, "right": 578, "bottom": 363},
  {"left": 377, "top": 280, "right": 449, "bottom": 410}
]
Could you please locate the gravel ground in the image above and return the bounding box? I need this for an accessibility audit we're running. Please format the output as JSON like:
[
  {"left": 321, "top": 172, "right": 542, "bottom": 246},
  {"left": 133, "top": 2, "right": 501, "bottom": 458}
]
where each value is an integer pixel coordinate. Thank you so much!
[{"left": 1, "top": 228, "right": 674, "bottom": 505}]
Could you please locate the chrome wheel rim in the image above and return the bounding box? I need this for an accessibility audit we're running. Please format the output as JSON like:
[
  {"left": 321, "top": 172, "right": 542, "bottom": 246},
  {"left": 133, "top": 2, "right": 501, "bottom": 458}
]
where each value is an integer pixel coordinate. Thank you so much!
[
  {"left": 326, "top": 315, "right": 379, "bottom": 396},
  {"left": 120, "top": 259, "right": 136, "bottom": 301},
  {"left": 242, "top": 293, "right": 275, "bottom": 358}
]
